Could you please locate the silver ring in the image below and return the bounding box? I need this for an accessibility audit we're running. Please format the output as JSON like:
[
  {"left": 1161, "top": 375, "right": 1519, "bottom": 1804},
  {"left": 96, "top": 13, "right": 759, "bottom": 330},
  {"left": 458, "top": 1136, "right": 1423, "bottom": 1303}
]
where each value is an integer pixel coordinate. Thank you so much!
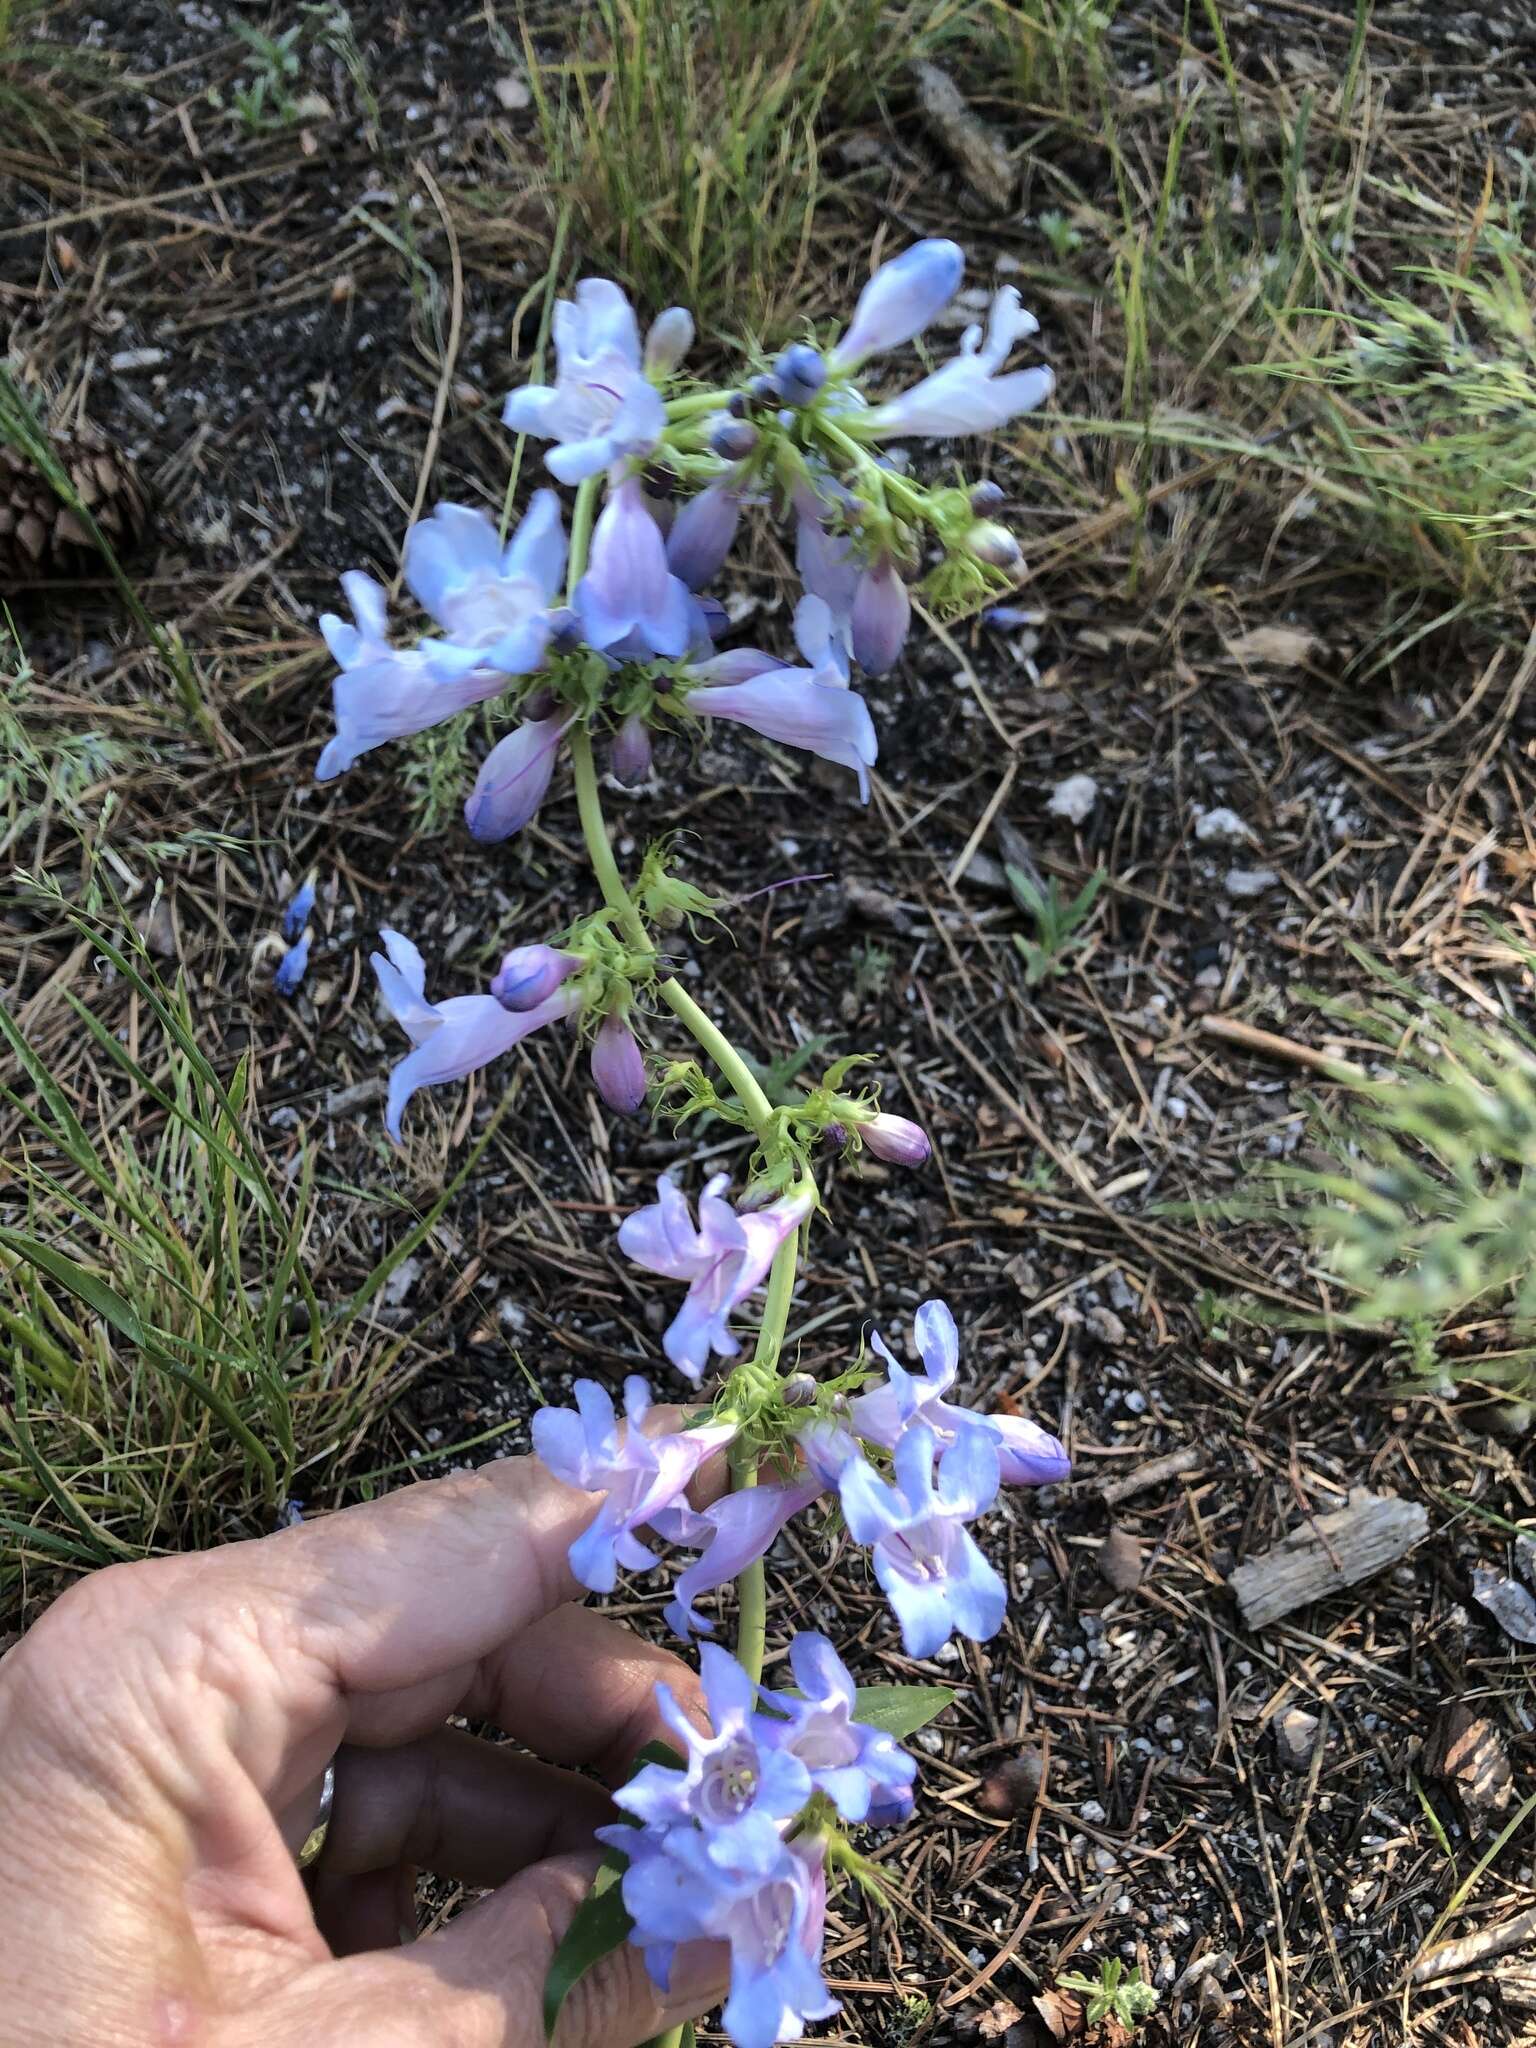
[{"left": 296, "top": 1760, "right": 335, "bottom": 1871}]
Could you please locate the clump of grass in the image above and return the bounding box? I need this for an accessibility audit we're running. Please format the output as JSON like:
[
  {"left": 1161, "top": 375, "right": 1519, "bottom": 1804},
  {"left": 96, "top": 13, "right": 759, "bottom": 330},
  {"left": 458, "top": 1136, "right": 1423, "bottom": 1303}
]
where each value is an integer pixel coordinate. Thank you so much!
[
  {"left": 1201, "top": 945, "right": 1536, "bottom": 1401},
  {"left": 0, "top": 0, "right": 103, "bottom": 145},
  {"left": 400, "top": 709, "right": 477, "bottom": 837},
  {"left": 522, "top": 0, "right": 983, "bottom": 334},
  {"left": 0, "top": 891, "right": 492, "bottom": 1597},
  {"left": 1, "top": 619, "right": 132, "bottom": 862}
]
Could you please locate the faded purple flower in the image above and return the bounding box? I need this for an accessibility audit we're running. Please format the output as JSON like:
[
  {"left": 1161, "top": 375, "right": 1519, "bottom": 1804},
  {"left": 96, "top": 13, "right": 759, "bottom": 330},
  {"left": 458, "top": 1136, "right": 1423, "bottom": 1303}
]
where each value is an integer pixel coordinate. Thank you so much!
[
  {"left": 490, "top": 943, "right": 580, "bottom": 1012},
  {"left": 654, "top": 1472, "right": 823, "bottom": 1639},
  {"left": 666, "top": 481, "right": 743, "bottom": 591},
  {"left": 590, "top": 1011, "right": 647, "bottom": 1114},
  {"left": 401, "top": 493, "right": 565, "bottom": 673},
  {"left": 686, "top": 652, "right": 878, "bottom": 800},
  {"left": 502, "top": 277, "right": 667, "bottom": 483},
  {"left": 850, "top": 1298, "right": 1070, "bottom": 1488},
  {"left": 575, "top": 476, "right": 694, "bottom": 658},
  {"left": 618, "top": 1174, "right": 814, "bottom": 1384},
  {"left": 849, "top": 554, "right": 910, "bottom": 677},
  {"left": 371, "top": 927, "right": 574, "bottom": 1141},
  {"left": 870, "top": 286, "right": 1053, "bottom": 439},
  {"left": 530, "top": 1375, "right": 734, "bottom": 1593},
  {"left": 610, "top": 712, "right": 654, "bottom": 786},
  {"left": 463, "top": 712, "right": 570, "bottom": 842},
  {"left": 831, "top": 240, "right": 965, "bottom": 370},
  {"left": 839, "top": 1419, "right": 1006, "bottom": 1659}
]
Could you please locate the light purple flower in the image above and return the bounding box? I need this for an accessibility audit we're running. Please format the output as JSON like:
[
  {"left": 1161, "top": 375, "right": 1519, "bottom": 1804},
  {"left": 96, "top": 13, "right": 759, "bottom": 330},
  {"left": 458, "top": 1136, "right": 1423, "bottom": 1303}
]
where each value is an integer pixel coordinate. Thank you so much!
[
  {"left": 490, "top": 942, "right": 581, "bottom": 1012},
  {"left": 616, "top": 1642, "right": 811, "bottom": 1841},
  {"left": 273, "top": 933, "right": 310, "bottom": 997},
  {"left": 575, "top": 477, "right": 694, "bottom": 658},
  {"left": 608, "top": 1822, "right": 837, "bottom": 2048},
  {"left": 849, "top": 555, "right": 910, "bottom": 677},
  {"left": 315, "top": 573, "right": 504, "bottom": 780},
  {"left": 530, "top": 1375, "right": 735, "bottom": 1594},
  {"left": 831, "top": 239, "right": 965, "bottom": 369},
  {"left": 793, "top": 492, "right": 860, "bottom": 642},
  {"left": 870, "top": 286, "right": 1053, "bottom": 439},
  {"left": 643, "top": 305, "right": 695, "bottom": 376},
  {"left": 463, "top": 712, "right": 569, "bottom": 842},
  {"left": 666, "top": 480, "right": 743, "bottom": 590},
  {"left": 759, "top": 1632, "right": 917, "bottom": 1827},
  {"left": 502, "top": 278, "right": 667, "bottom": 483},
  {"left": 858, "top": 1111, "right": 930, "bottom": 1168},
  {"left": 401, "top": 494, "right": 565, "bottom": 674},
  {"left": 850, "top": 1298, "right": 1070, "bottom": 1487},
  {"left": 282, "top": 877, "right": 316, "bottom": 944},
  {"left": 610, "top": 712, "right": 653, "bottom": 785},
  {"left": 618, "top": 1174, "right": 814, "bottom": 1384},
  {"left": 655, "top": 1472, "right": 823, "bottom": 1639},
  {"left": 687, "top": 656, "right": 878, "bottom": 801},
  {"left": 839, "top": 1419, "right": 1006, "bottom": 1659},
  {"left": 371, "top": 927, "right": 574, "bottom": 1141},
  {"left": 590, "top": 1011, "right": 647, "bottom": 1114}
]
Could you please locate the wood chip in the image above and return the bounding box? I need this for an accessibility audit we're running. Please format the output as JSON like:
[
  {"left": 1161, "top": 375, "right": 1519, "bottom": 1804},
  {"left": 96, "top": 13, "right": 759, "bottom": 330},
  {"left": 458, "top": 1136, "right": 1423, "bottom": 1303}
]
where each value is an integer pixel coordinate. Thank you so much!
[
  {"left": 911, "top": 61, "right": 1016, "bottom": 209},
  {"left": 1227, "top": 1488, "right": 1428, "bottom": 1629},
  {"left": 1097, "top": 1442, "right": 1205, "bottom": 1506},
  {"left": 1224, "top": 624, "right": 1317, "bottom": 667},
  {"left": 1098, "top": 1526, "right": 1144, "bottom": 1591},
  {"left": 1426, "top": 1701, "right": 1513, "bottom": 1820}
]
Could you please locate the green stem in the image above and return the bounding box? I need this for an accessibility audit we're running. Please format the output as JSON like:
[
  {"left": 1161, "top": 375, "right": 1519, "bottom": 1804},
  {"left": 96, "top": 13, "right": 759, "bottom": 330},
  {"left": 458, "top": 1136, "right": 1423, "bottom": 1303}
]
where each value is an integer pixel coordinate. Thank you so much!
[
  {"left": 656, "top": 979, "right": 774, "bottom": 1138},
  {"left": 565, "top": 474, "right": 598, "bottom": 605},
  {"left": 663, "top": 387, "right": 738, "bottom": 421}
]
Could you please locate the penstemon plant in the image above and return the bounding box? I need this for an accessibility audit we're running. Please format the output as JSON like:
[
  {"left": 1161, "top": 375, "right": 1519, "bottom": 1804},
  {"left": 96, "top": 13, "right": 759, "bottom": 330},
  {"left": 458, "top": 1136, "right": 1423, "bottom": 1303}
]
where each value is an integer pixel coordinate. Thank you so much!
[{"left": 316, "top": 240, "right": 1067, "bottom": 2048}]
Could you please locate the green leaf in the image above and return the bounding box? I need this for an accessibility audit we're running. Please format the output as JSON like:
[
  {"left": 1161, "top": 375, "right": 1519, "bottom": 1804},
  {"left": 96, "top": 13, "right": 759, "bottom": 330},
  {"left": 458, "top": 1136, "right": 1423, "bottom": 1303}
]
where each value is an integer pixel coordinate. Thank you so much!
[
  {"left": 542, "top": 1740, "right": 683, "bottom": 2039},
  {"left": 849, "top": 1683, "right": 955, "bottom": 1737},
  {"left": 0, "top": 1228, "right": 147, "bottom": 1345}
]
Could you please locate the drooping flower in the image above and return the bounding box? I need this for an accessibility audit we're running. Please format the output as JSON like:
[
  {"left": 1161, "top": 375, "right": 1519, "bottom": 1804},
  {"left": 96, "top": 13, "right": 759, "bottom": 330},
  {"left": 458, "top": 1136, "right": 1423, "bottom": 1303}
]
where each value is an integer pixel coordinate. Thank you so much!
[
  {"left": 502, "top": 278, "right": 667, "bottom": 483},
  {"left": 759, "top": 1633, "right": 917, "bottom": 1827},
  {"left": 530, "top": 1375, "right": 735, "bottom": 1594},
  {"left": 869, "top": 286, "right": 1053, "bottom": 440},
  {"left": 604, "top": 1815, "right": 838, "bottom": 2048},
  {"left": 856, "top": 1112, "right": 930, "bottom": 1169},
  {"left": 314, "top": 573, "right": 504, "bottom": 780},
  {"left": 590, "top": 1011, "right": 647, "bottom": 1114},
  {"left": 282, "top": 876, "right": 316, "bottom": 944},
  {"left": 273, "top": 933, "right": 310, "bottom": 997},
  {"left": 616, "top": 1642, "right": 811, "bottom": 1841},
  {"left": 793, "top": 490, "right": 860, "bottom": 649},
  {"left": 665, "top": 480, "right": 743, "bottom": 591},
  {"left": 371, "top": 928, "right": 575, "bottom": 1141},
  {"left": 849, "top": 1299, "right": 1070, "bottom": 1487},
  {"left": 574, "top": 476, "right": 695, "bottom": 658},
  {"left": 849, "top": 554, "right": 910, "bottom": 677},
  {"left": 463, "top": 713, "right": 570, "bottom": 842},
  {"left": 838, "top": 1419, "right": 1006, "bottom": 1659},
  {"left": 830, "top": 239, "right": 965, "bottom": 370},
  {"left": 617, "top": 1174, "right": 814, "bottom": 1384},
  {"left": 655, "top": 1472, "right": 823, "bottom": 1640},
  {"left": 686, "top": 640, "right": 878, "bottom": 800},
  {"left": 401, "top": 494, "right": 566, "bottom": 674},
  {"left": 490, "top": 943, "right": 581, "bottom": 1012},
  {"left": 610, "top": 711, "right": 654, "bottom": 786}
]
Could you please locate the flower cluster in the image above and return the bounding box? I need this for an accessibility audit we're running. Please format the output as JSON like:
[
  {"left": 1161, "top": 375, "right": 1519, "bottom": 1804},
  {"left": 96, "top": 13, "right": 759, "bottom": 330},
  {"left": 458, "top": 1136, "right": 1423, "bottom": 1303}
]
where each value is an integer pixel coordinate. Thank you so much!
[
  {"left": 598, "top": 1636, "right": 914, "bottom": 2048},
  {"left": 311, "top": 240, "right": 1066, "bottom": 2047}
]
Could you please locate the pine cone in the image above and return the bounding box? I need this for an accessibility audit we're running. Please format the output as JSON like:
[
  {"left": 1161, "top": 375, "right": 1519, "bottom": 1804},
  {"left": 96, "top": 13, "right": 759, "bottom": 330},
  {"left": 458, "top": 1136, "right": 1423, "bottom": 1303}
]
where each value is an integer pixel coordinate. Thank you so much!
[{"left": 0, "top": 422, "right": 149, "bottom": 590}]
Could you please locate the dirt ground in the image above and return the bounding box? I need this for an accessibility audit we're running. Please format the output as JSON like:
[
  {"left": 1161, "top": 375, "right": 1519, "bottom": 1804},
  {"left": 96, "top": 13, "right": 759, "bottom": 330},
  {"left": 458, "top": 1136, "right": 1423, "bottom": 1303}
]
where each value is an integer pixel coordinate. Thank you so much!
[{"left": 4, "top": 3, "right": 1536, "bottom": 2044}]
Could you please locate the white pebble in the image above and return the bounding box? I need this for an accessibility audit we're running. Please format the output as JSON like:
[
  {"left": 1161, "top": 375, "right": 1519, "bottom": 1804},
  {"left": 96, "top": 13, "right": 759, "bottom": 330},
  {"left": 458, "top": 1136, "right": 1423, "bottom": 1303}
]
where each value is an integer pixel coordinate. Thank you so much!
[
  {"left": 1224, "top": 866, "right": 1278, "bottom": 899},
  {"left": 1048, "top": 772, "right": 1099, "bottom": 824},
  {"left": 1194, "top": 805, "right": 1250, "bottom": 843}
]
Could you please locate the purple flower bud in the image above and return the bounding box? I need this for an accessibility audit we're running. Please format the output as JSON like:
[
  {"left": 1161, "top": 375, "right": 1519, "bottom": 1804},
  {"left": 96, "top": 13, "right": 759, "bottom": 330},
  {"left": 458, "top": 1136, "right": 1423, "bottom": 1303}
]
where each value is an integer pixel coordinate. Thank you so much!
[
  {"left": 860, "top": 1112, "right": 931, "bottom": 1168},
  {"left": 591, "top": 1012, "right": 647, "bottom": 1115},
  {"left": 643, "top": 305, "right": 694, "bottom": 376},
  {"left": 968, "top": 521, "right": 1022, "bottom": 569},
  {"left": 832, "top": 239, "right": 965, "bottom": 369},
  {"left": 463, "top": 714, "right": 566, "bottom": 843},
  {"left": 969, "top": 479, "right": 1006, "bottom": 514},
  {"left": 665, "top": 481, "right": 742, "bottom": 590},
  {"left": 747, "top": 372, "right": 782, "bottom": 407},
  {"left": 823, "top": 1121, "right": 849, "bottom": 1152},
  {"left": 282, "top": 877, "right": 316, "bottom": 944},
  {"left": 727, "top": 390, "right": 748, "bottom": 418},
  {"left": 610, "top": 713, "right": 653, "bottom": 786},
  {"left": 708, "top": 416, "right": 759, "bottom": 462},
  {"left": 850, "top": 555, "right": 911, "bottom": 676},
  {"left": 775, "top": 342, "right": 827, "bottom": 405},
  {"left": 491, "top": 943, "right": 580, "bottom": 1012},
  {"left": 273, "top": 933, "right": 310, "bottom": 997},
  {"left": 782, "top": 1373, "right": 818, "bottom": 1408}
]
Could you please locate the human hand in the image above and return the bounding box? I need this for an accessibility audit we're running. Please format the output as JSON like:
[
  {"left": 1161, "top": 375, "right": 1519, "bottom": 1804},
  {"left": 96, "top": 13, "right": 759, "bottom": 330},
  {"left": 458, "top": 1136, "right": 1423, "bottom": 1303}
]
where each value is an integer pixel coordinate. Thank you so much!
[{"left": 0, "top": 1444, "right": 730, "bottom": 2047}]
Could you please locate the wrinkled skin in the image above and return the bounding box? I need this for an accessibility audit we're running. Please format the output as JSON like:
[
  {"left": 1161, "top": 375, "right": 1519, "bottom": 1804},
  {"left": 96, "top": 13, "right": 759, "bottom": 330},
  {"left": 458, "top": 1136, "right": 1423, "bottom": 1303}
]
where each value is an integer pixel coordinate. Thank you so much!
[{"left": 0, "top": 1445, "right": 728, "bottom": 2047}]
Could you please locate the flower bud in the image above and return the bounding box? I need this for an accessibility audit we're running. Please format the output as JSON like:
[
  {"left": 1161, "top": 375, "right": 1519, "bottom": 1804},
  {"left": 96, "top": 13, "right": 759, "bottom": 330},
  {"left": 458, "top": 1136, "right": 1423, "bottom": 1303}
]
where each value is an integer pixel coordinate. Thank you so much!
[
  {"left": 610, "top": 713, "right": 653, "bottom": 787},
  {"left": 708, "top": 417, "right": 759, "bottom": 462},
  {"left": 831, "top": 238, "right": 965, "bottom": 369},
  {"left": 822, "top": 1121, "right": 849, "bottom": 1152},
  {"left": 747, "top": 372, "right": 782, "bottom": 408},
  {"left": 520, "top": 683, "right": 557, "bottom": 720},
  {"left": 545, "top": 606, "right": 583, "bottom": 651},
  {"left": 491, "top": 943, "right": 579, "bottom": 1012},
  {"left": 591, "top": 1012, "right": 647, "bottom": 1115},
  {"left": 774, "top": 342, "right": 827, "bottom": 405},
  {"left": 666, "top": 480, "right": 742, "bottom": 589},
  {"left": 643, "top": 305, "right": 694, "bottom": 376},
  {"left": 727, "top": 390, "right": 748, "bottom": 418},
  {"left": 860, "top": 1112, "right": 931, "bottom": 1168},
  {"left": 969, "top": 479, "right": 1006, "bottom": 515},
  {"left": 850, "top": 555, "right": 911, "bottom": 676},
  {"left": 464, "top": 714, "right": 564, "bottom": 843},
  {"left": 781, "top": 1373, "right": 818, "bottom": 1408},
  {"left": 967, "top": 521, "right": 1022, "bottom": 569}
]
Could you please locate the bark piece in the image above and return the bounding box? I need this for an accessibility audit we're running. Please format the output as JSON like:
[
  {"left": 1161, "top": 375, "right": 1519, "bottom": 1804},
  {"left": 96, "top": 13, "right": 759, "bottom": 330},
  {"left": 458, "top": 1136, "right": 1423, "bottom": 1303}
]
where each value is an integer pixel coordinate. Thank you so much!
[
  {"left": 1098, "top": 1526, "right": 1144, "bottom": 1592},
  {"left": 1412, "top": 1902, "right": 1536, "bottom": 1983},
  {"left": 1426, "top": 1701, "right": 1513, "bottom": 1820},
  {"left": 911, "top": 61, "right": 1016, "bottom": 210},
  {"left": 1227, "top": 1488, "right": 1428, "bottom": 1629}
]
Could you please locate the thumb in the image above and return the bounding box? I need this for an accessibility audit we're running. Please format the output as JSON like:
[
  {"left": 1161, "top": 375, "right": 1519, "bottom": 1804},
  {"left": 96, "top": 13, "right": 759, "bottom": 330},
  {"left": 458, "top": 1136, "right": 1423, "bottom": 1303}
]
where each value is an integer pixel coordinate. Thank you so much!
[{"left": 222, "top": 1853, "right": 727, "bottom": 2048}]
